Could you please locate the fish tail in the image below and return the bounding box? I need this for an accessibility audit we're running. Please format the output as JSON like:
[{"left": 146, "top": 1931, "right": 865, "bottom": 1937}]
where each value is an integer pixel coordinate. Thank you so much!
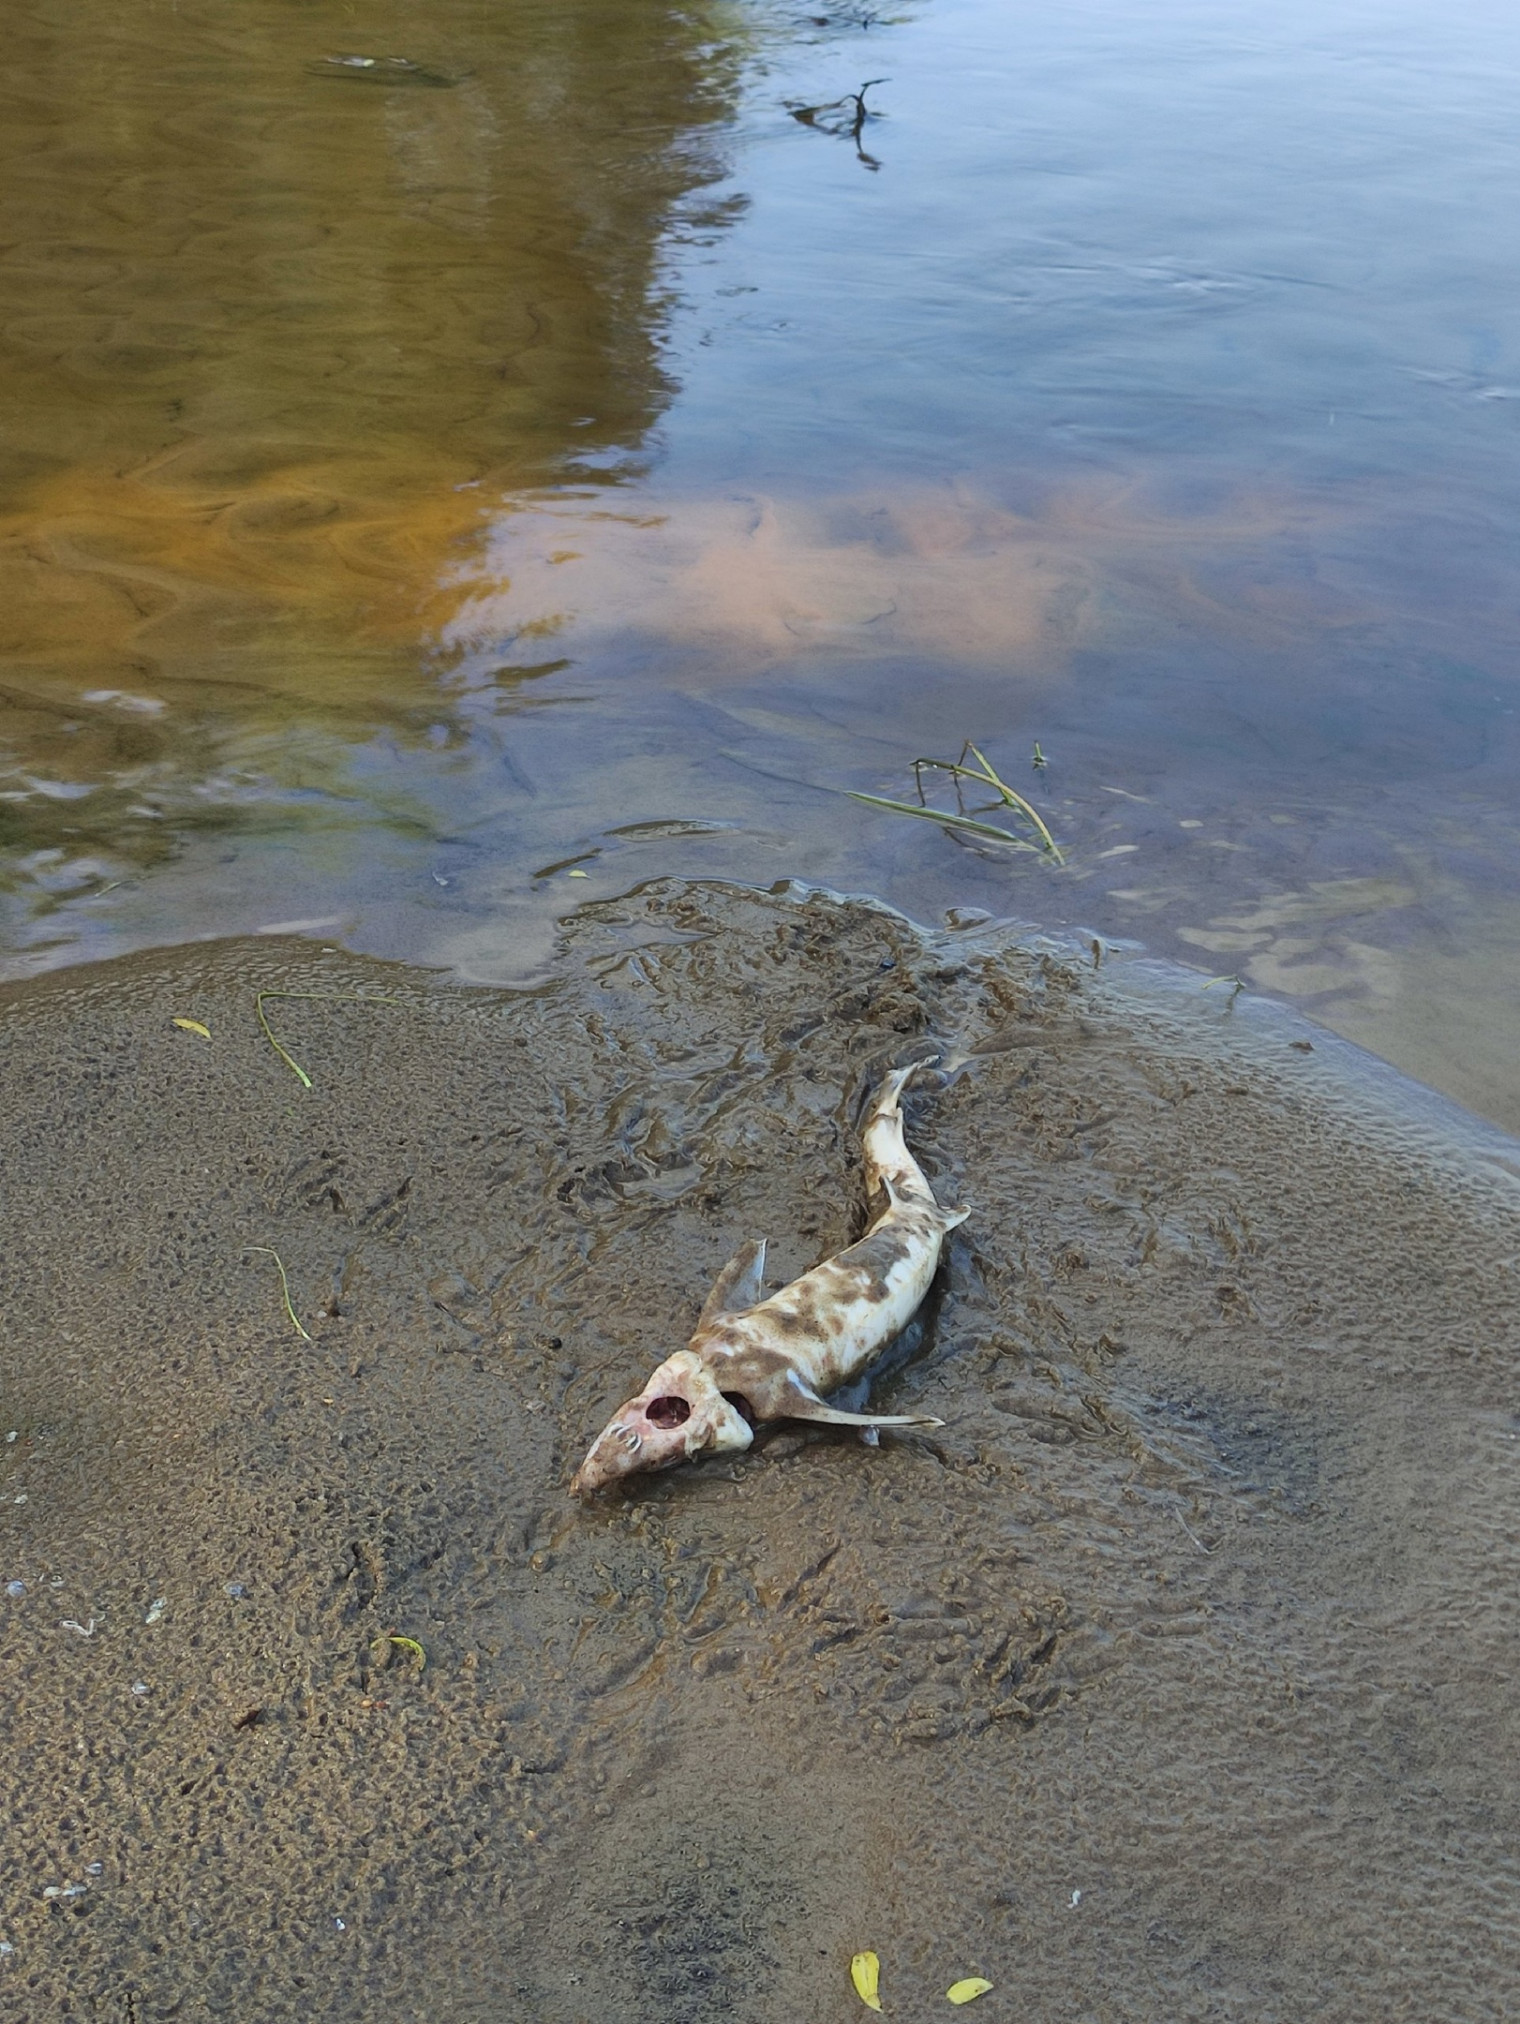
[
  {"left": 863, "top": 1060, "right": 947, "bottom": 1211},
  {"left": 870, "top": 1056, "right": 935, "bottom": 1119}
]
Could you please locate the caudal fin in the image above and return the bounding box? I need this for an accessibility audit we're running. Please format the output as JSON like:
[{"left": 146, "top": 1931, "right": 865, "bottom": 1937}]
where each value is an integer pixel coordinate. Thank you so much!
[{"left": 870, "top": 1056, "right": 937, "bottom": 1119}]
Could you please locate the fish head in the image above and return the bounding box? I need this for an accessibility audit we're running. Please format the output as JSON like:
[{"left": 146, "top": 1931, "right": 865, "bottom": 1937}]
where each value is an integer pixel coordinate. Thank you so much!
[{"left": 570, "top": 1349, "right": 754, "bottom": 1495}]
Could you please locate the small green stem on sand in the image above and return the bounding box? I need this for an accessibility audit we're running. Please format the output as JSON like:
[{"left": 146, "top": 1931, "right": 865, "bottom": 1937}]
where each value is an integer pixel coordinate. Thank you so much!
[
  {"left": 243, "top": 1245, "right": 313, "bottom": 1341},
  {"left": 386, "top": 1634, "right": 427, "bottom": 1672},
  {"left": 256, "top": 989, "right": 403, "bottom": 1088}
]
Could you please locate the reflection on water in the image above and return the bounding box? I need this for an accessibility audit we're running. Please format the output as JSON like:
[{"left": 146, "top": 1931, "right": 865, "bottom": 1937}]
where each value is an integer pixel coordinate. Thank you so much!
[
  {"left": 2, "top": 0, "right": 1519, "bottom": 1128},
  {"left": 441, "top": 483, "right": 1092, "bottom": 666},
  {"left": 0, "top": 0, "right": 746, "bottom": 926}
]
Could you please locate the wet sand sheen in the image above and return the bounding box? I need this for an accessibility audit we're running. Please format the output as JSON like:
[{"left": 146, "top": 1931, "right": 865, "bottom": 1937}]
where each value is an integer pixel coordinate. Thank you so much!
[{"left": 1, "top": 880, "right": 1517, "bottom": 2020}]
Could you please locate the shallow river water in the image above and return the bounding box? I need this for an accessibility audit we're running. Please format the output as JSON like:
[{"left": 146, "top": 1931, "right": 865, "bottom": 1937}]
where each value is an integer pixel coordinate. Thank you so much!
[
  {"left": 2, "top": 0, "right": 1519, "bottom": 1127},
  {"left": 3, "top": 3, "right": 1520, "bottom": 2020}
]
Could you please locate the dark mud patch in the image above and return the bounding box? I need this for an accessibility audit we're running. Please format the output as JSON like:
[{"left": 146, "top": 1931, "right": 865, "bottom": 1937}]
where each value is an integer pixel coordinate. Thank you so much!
[{"left": 1, "top": 880, "right": 1517, "bottom": 2021}]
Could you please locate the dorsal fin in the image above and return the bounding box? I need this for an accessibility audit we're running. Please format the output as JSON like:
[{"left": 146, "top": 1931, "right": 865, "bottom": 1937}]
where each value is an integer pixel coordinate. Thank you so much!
[
  {"left": 878, "top": 1172, "right": 972, "bottom": 1230},
  {"left": 695, "top": 1238, "right": 768, "bottom": 1330}
]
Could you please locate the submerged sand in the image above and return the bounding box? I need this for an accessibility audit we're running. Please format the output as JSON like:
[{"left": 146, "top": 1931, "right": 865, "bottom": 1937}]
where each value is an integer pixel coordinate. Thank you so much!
[{"left": 1, "top": 879, "right": 1517, "bottom": 2022}]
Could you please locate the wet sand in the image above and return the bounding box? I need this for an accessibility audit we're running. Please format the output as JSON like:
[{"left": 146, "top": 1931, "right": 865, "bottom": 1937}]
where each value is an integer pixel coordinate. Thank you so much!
[{"left": 1, "top": 879, "right": 1518, "bottom": 2021}]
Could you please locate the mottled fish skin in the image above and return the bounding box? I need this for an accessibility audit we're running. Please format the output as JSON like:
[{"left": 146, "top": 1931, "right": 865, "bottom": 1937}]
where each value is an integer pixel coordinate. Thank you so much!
[{"left": 569, "top": 1063, "right": 967, "bottom": 1495}]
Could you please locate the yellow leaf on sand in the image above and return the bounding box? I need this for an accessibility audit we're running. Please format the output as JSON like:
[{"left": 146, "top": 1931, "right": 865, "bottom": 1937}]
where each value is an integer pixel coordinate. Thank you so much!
[
  {"left": 172, "top": 1018, "right": 212, "bottom": 1039},
  {"left": 850, "top": 1950, "right": 883, "bottom": 2011},
  {"left": 567, "top": 869, "right": 590, "bottom": 878},
  {"left": 947, "top": 1977, "right": 994, "bottom": 2005}
]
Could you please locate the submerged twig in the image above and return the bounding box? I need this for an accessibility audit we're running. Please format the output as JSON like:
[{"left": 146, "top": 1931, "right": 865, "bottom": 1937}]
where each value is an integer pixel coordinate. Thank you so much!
[
  {"left": 789, "top": 77, "right": 888, "bottom": 168},
  {"left": 255, "top": 989, "right": 403, "bottom": 1088},
  {"left": 846, "top": 76, "right": 886, "bottom": 147},
  {"left": 243, "top": 1246, "right": 313, "bottom": 1341}
]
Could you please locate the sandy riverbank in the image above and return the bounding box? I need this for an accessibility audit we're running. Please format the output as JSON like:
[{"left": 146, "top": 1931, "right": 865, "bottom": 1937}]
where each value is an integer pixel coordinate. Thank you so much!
[{"left": 2, "top": 879, "right": 1517, "bottom": 2021}]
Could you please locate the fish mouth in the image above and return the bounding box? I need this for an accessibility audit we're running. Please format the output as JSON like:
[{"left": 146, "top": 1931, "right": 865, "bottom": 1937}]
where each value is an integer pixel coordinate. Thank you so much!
[
  {"left": 569, "top": 1416, "right": 655, "bottom": 1496},
  {"left": 569, "top": 1362, "right": 754, "bottom": 1496},
  {"left": 569, "top": 1396, "right": 696, "bottom": 1496}
]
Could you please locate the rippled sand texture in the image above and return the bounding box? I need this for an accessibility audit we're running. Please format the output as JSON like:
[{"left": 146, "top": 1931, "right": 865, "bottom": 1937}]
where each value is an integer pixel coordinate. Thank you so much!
[{"left": 2, "top": 881, "right": 1516, "bottom": 2020}]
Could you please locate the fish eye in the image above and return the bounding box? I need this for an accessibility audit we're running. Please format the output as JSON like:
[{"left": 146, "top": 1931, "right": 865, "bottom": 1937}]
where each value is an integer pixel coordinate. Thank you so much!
[{"left": 645, "top": 1396, "right": 691, "bottom": 1429}]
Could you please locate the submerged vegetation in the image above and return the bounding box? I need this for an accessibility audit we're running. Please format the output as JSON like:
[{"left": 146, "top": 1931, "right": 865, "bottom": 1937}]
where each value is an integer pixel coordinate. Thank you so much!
[{"left": 849, "top": 741, "right": 1063, "bottom": 862}]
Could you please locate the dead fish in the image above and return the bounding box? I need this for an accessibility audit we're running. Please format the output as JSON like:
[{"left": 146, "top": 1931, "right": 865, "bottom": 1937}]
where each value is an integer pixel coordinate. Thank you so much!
[{"left": 570, "top": 1062, "right": 967, "bottom": 1495}]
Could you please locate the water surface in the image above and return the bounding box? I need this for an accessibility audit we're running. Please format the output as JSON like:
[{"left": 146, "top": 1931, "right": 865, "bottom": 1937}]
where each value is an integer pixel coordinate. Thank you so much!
[{"left": 2, "top": 0, "right": 1519, "bottom": 1126}]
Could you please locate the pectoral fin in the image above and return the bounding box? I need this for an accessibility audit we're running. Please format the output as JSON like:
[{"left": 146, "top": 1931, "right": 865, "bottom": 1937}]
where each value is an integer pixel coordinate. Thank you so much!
[
  {"left": 783, "top": 1379, "right": 943, "bottom": 1431},
  {"left": 696, "top": 1238, "right": 768, "bottom": 1329}
]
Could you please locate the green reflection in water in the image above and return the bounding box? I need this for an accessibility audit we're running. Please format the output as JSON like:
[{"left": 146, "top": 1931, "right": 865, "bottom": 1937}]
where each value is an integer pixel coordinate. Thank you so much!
[{"left": 0, "top": 0, "right": 753, "bottom": 936}]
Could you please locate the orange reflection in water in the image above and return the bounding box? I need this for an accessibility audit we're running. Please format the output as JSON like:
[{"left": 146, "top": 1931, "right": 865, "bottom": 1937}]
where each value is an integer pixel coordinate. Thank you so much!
[{"left": 0, "top": 441, "right": 493, "bottom": 703}]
